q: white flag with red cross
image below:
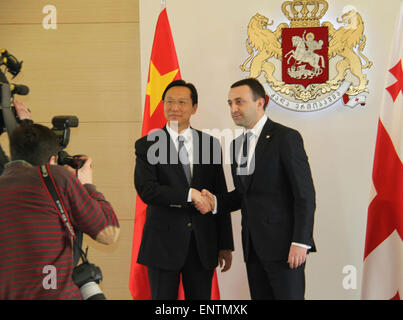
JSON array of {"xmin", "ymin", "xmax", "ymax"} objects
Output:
[{"xmin": 362, "ymin": 3, "xmax": 403, "ymax": 300}]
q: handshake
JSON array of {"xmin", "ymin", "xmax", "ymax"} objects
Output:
[{"xmin": 190, "ymin": 188, "xmax": 216, "ymax": 214}]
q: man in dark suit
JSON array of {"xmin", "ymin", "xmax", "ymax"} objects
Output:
[
  {"xmin": 134, "ymin": 80, "xmax": 234, "ymax": 300},
  {"xmin": 200, "ymin": 78, "xmax": 316, "ymax": 300}
]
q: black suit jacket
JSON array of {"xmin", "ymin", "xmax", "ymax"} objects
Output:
[
  {"xmin": 218, "ymin": 118, "xmax": 316, "ymax": 262},
  {"xmin": 134, "ymin": 126, "xmax": 234, "ymax": 271}
]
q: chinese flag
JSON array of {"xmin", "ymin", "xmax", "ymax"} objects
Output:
[
  {"xmin": 129, "ymin": 8, "xmax": 220, "ymax": 300},
  {"xmin": 361, "ymin": 4, "xmax": 403, "ymax": 300}
]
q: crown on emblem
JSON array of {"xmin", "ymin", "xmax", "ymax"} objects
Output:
[{"xmin": 281, "ymin": 0, "xmax": 329, "ymax": 27}]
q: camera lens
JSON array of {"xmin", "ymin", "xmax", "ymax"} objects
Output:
[{"xmin": 79, "ymin": 282, "xmax": 106, "ymax": 300}]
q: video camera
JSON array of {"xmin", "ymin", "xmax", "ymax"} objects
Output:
[
  {"xmin": 0, "ymin": 50, "xmax": 105, "ymax": 299},
  {"xmin": 0, "ymin": 49, "xmax": 29, "ymax": 136},
  {"xmin": 0, "ymin": 49, "xmax": 84, "ymax": 169}
]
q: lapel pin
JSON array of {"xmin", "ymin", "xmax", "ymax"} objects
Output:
[{"xmin": 266, "ymin": 135, "xmax": 271, "ymax": 139}]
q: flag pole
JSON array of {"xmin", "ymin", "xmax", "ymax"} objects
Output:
[{"xmin": 161, "ymin": 0, "xmax": 166, "ymax": 10}]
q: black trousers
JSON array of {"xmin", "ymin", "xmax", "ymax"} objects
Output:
[
  {"xmin": 245, "ymin": 241, "xmax": 306, "ymax": 300},
  {"xmin": 147, "ymin": 232, "xmax": 214, "ymax": 300}
]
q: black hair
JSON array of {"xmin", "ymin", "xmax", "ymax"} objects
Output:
[
  {"xmin": 230, "ymin": 78, "xmax": 268, "ymax": 109},
  {"xmin": 9, "ymin": 122, "xmax": 59, "ymax": 166},
  {"xmin": 162, "ymin": 80, "xmax": 198, "ymax": 105}
]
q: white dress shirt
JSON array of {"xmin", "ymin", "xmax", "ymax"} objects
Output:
[{"xmin": 166, "ymin": 124, "xmax": 194, "ymax": 176}]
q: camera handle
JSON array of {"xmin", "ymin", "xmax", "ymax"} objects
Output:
[
  {"xmin": 0, "ymin": 82, "xmax": 19, "ymax": 137},
  {"xmin": 39, "ymin": 164, "xmax": 88, "ymax": 265}
]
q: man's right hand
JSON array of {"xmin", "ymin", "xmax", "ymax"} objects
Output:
[
  {"xmin": 191, "ymin": 188, "xmax": 212, "ymax": 214},
  {"xmin": 201, "ymin": 189, "xmax": 216, "ymax": 211}
]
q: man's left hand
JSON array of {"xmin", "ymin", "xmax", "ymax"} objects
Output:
[
  {"xmin": 14, "ymin": 101, "xmax": 32, "ymax": 120},
  {"xmin": 287, "ymin": 244, "xmax": 307, "ymax": 269},
  {"xmin": 218, "ymin": 250, "xmax": 232, "ymax": 272}
]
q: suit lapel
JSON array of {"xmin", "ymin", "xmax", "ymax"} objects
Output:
[
  {"xmin": 242, "ymin": 119, "xmax": 275, "ymax": 192},
  {"xmin": 253, "ymin": 119, "xmax": 275, "ymax": 173},
  {"xmin": 191, "ymin": 128, "xmax": 201, "ymax": 186}
]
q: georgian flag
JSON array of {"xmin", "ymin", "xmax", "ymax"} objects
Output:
[{"xmin": 361, "ymin": 3, "xmax": 403, "ymax": 300}]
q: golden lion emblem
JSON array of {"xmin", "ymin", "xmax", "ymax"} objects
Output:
[
  {"xmin": 323, "ymin": 10, "xmax": 373, "ymax": 95},
  {"xmin": 240, "ymin": 13, "xmax": 287, "ymax": 87},
  {"xmin": 240, "ymin": 0, "xmax": 372, "ymax": 104}
]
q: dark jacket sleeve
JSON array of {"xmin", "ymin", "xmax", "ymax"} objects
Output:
[
  {"xmin": 211, "ymin": 138, "xmax": 234, "ymax": 251},
  {"xmin": 281, "ymin": 130, "xmax": 316, "ymax": 246},
  {"xmin": 217, "ymin": 189, "xmax": 242, "ymax": 214},
  {"xmin": 216, "ymin": 139, "xmax": 242, "ymax": 214}
]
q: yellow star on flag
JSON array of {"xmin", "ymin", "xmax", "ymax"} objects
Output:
[{"xmin": 146, "ymin": 61, "xmax": 178, "ymax": 117}]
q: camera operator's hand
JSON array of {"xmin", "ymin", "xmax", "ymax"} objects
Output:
[
  {"xmin": 64, "ymin": 157, "xmax": 93, "ymax": 185},
  {"xmin": 14, "ymin": 101, "xmax": 32, "ymax": 120}
]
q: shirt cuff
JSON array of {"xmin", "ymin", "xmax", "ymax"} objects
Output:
[
  {"xmin": 291, "ymin": 242, "xmax": 311, "ymax": 249},
  {"xmin": 187, "ymin": 189, "xmax": 192, "ymax": 202},
  {"xmin": 212, "ymin": 195, "xmax": 217, "ymax": 214}
]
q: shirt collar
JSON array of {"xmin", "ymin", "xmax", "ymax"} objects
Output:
[
  {"xmin": 4, "ymin": 160, "xmax": 33, "ymax": 168},
  {"xmin": 245, "ymin": 114, "xmax": 268, "ymax": 138},
  {"xmin": 166, "ymin": 124, "xmax": 193, "ymax": 143}
]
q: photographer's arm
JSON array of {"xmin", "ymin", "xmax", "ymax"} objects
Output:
[
  {"xmin": 83, "ymin": 183, "xmax": 120, "ymax": 245},
  {"xmin": 63, "ymin": 158, "xmax": 120, "ymax": 245}
]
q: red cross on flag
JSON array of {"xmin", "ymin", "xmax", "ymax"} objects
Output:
[{"xmin": 362, "ymin": 3, "xmax": 403, "ymax": 300}]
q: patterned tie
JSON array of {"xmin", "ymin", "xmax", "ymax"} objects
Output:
[
  {"xmin": 178, "ymin": 135, "xmax": 191, "ymax": 185},
  {"xmin": 238, "ymin": 131, "xmax": 252, "ymax": 186}
]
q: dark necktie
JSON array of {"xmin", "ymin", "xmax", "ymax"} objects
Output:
[
  {"xmin": 178, "ymin": 135, "xmax": 191, "ymax": 184},
  {"xmin": 239, "ymin": 132, "xmax": 252, "ymax": 185}
]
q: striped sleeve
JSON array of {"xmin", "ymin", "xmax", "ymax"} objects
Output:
[{"xmin": 56, "ymin": 168, "xmax": 119, "ymax": 240}]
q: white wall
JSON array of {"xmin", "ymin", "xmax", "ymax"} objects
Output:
[{"xmin": 139, "ymin": 0, "xmax": 402, "ymax": 299}]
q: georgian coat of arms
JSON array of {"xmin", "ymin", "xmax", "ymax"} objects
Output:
[{"xmin": 240, "ymin": 0, "xmax": 373, "ymax": 111}]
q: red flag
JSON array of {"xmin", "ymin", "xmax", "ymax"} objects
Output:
[
  {"xmin": 362, "ymin": 4, "xmax": 403, "ymax": 300},
  {"xmin": 129, "ymin": 8, "xmax": 220, "ymax": 300}
]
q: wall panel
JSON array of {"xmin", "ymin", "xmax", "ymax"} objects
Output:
[
  {"xmin": 1, "ymin": 23, "xmax": 141, "ymax": 123},
  {"xmin": 0, "ymin": 1, "xmax": 142, "ymax": 300},
  {"xmin": 0, "ymin": 0, "xmax": 139, "ymax": 24}
]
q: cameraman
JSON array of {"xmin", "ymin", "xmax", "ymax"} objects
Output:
[
  {"xmin": 0, "ymin": 100, "xmax": 32, "ymax": 175},
  {"xmin": 0, "ymin": 121, "xmax": 120, "ymax": 299}
]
